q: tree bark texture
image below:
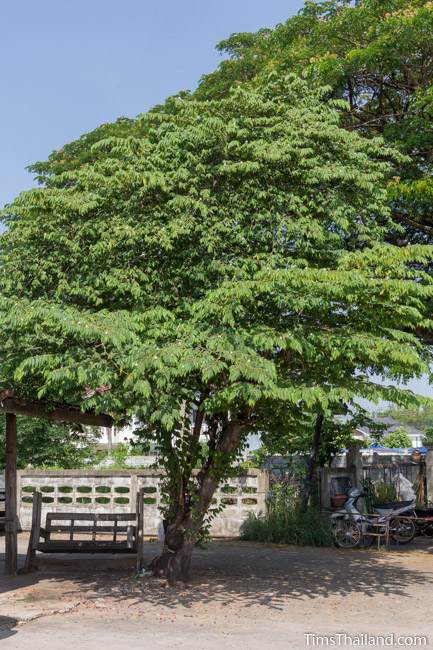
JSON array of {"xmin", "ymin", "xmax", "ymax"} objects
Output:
[
  {"xmin": 300, "ymin": 413, "xmax": 324, "ymax": 513},
  {"xmin": 149, "ymin": 419, "xmax": 246, "ymax": 583}
]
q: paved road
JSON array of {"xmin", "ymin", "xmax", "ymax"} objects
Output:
[
  {"xmin": 1, "ymin": 609, "xmax": 301, "ymax": 649},
  {"xmin": 1, "ymin": 536, "xmax": 433, "ymax": 649}
]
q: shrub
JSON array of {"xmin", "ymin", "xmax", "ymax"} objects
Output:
[
  {"xmin": 241, "ymin": 483, "xmax": 333, "ymax": 547},
  {"xmin": 382, "ymin": 427, "xmax": 412, "ymax": 449},
  {"xmin": 240, "ymin": 508, "xmax": 333, "ymax": 547}
]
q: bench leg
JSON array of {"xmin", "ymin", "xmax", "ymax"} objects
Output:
[
  {"xmin": 23, "ymin": 491, "xmax": 42, "ymax": 573},
  {"xmin": 23, "ymin": 542, "xmax": 36, "ymax": 573}
]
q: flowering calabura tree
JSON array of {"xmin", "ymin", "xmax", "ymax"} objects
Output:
[{"xmin": 1, "ymin": 76, "xmax": 432, "ymax": 581}]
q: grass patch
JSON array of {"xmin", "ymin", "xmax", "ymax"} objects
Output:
[
  {"xmin": 241, "ymin": 484, "xmax": 332, "ymax": 547},
  {"xmin": 240, "ymin": 507, "xmax": 333, "ymax": 547}
]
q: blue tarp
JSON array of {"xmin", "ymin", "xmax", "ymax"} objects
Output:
[{"xmin": 366, "ymin": 443, "xmax": 427, "ymax": 454}]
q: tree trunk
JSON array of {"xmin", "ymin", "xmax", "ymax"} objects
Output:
[
  {"xmin": 149, "ymin": 419, "xmax": 247, "ymax": 583},
  {"xmin": 149, "ymin": 542, "xmax": 194, "ymax": 585},
  {"xmin": 148, "ymin": 475, "xmax": 220, "ymax": 583},
  {"xmin": 300, "ymin": 414, "xmax": 324, "ymax": 512}
]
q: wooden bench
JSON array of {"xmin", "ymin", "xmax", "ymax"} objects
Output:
[{"xmin": 24, "ymin": 490, "xmax": 144, "ymax": 573}]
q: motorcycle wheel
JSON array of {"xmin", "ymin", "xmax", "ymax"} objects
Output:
[
  {"xmin": 389, "ymin": 517, "xmax": 416, "ymax": 544},
  {"xmin": 333, "ymin": 519, "xmax": 362, "ymax": 549}
]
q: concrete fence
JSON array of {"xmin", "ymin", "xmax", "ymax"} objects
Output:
[{"xmin": 17, "ymin": 469, "xmax": 268, "ymax": 537}]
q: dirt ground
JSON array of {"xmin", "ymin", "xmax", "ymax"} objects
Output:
[{"xmin": 1, "ymin": 534, "xmax": 433, "ymax": 649}]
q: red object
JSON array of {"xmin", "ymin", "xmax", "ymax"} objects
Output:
[{"xmin": 331, "ymin": 494, "xmax": 347, "ymax": 509}]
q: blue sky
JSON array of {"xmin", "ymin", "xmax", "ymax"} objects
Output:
[
  {"xmin": 0, "ymin": 0, "xmax": 304, "ymax": 207},
  {"xmin": 0, "ymin": 0, "xmax": 431, "ymax": 402}
]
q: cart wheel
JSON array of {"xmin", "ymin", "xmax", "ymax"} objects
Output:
[{"xmin": 390, "ymin": 517, "xmax": 416, "ymax": 544}]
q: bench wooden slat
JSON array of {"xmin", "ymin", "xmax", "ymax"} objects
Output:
[
  {"xmin": 37, "ymin": 541, "xmax": 136, "ymax": 553},
  {"xmin": 37, "ymin": 548, "xmax": 136, "ymax": 554},
  {"xmin": 46, "ymin": 513, "xmax": 136, "ymax": 522},
  {"xmin": 46, "ymin": 524, "xmax": 135, "ymax": 534},
  {"xmin": 39, "ymin": 540, "xmax": 133, "ymax": 548}
]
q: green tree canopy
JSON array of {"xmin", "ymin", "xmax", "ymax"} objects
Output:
[
  {"xmin": 423, "ymin": 427, "xmax": 433, "ymax": 446},
  {"xmin": 1, "ymin": 76, "xmax": 432, "ymax": 580},
  {"xmin": 256, "ymin": 405, "xmax": 384, "ymax": 463},
  {"xmin": 382, "ymin": 426, "xmax": 413, "ymax": 448},
  {"xmin": 0, "ymin": 416, "xmax": 100, "ymax": 470},
  {"xmin": 197, "ymin": 1, "xmax": 433, "ymax": 253}
]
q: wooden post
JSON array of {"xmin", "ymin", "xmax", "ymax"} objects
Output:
[
  {"xmin": 425, "ymin": 448, "xmax": 433, "ymax": 505},
  {"xmin": 5, "ymin": 413, "xmax": 17, "ymax": 575}
]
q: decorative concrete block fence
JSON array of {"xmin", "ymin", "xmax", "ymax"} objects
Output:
[{"xmin": 17, "ymin": 469, "xmax": 268, "ymax": 537}]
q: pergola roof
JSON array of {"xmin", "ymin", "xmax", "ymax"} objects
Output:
[{"xmin": 0, "ymin": 396, "xmax": 114, "ymax": 427}]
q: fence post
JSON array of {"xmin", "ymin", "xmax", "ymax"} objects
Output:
[
  {"xmin": 319, "ymin": 467, "xmax": 331, "ymax": 509},
  {"xmin": 257, "ymin": 468, "xmax": 269, "ymax": 504},
  {"xmin": 425, "ymin": 449, "xmax": 433, "ymax": 505},
  {"xmin": 130, "ymin": 473, "xmax": 137, "ymax": 502},
  {"xmin": 347, "ymin": 442, "xmax": 363, "ymax": 490}
]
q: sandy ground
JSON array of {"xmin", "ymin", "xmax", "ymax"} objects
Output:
[{"xmin": 1, "ymin": 534, "xmax": 433, "ymax": 648}]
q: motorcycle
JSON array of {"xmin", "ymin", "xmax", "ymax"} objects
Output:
[{"xmin": 331, "ymin": 487, "xmax": 416, "ymax": 549}]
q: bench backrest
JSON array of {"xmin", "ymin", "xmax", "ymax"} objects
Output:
[
  {"xmin": 45, "ymin": 512, "xmax": 138, "ymax": 542},
  {"xmin": 25, "ymin": 491, "xmax": 145, "ymax": 571}
]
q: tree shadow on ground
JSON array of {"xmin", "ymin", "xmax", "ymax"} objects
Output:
[
  {"xmin": 1, "ymin": 540, "xmax": 432, "ymax": 612},
  {"xmin": 0, "ymin": 617, "xmax": 18, "ymax": 641}
]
